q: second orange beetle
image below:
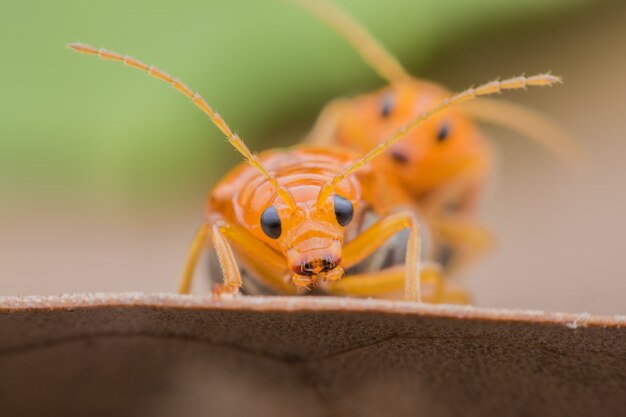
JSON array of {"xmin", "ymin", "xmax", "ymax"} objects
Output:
[{"xmin": 294, "ymin": 0, "xmax": 579, "ymax": 272}]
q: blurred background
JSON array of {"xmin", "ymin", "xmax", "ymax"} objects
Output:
[{"xmin": 0, "ymin": 0, "xmax": 624, "ymax": 314}]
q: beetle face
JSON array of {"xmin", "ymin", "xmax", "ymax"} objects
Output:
[
  {"xmin": 259, "ymin": 188, "xmax": 357, "ymax": 288},
  {"xmin": 226, "ymin": 147, "xmax": 370, "ymax": 290},
  {"xmin": 329, "ymin": 79, "xmax": 489, "ymax": 197}
]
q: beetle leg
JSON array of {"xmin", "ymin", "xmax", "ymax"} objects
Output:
[
  {"xmin": 216, "ymin": 221, "xmax": 296, "ymax": 294},
  {"xmin": 178, "ymin": 223, "xmax": 211, "ymax": 294},
  {"xmin": 225, "ymin": 247, "xmax": 298, "ymax": 295},
  {"xmin": 330, "ymin": 264, "xmax": 435, "ymax": 298},
  {"xmin": 341, "ymin": 211, "xmax": 421, "ymax": 301},
  {"xmin": 207, "ymin": 221, "xmax": 245, "ymax": 297},
  {"xmin": 178, "ymin": 217, "xmax": 294, "ymax": 296},
  {"xmin": 432, "ymin": 217, "xmax": 493, "ymax": 248},
  {"xmin": 305, "ymin": 99, "xmax": 348, "ymax": 146},
  {"xmin": 177, "ymin": 220, "xmax": 245, "ymax": 296},
  {"xmin": 327, "ymin": 263, "xmax": 470, "ymax": 304},
  {"xmin": 430, "ymin": 215, "xmax": 494, "ymax": 273}
]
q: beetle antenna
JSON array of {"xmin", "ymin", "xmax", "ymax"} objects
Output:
[
  {"xmin": 330, "ymin": 74, "xmax": 563, "ymax": 186},
  {"xmin": 288, "ymin": 0, "xmax": 410, "ymax": 83},
  {"xmin": 67, "ymin": 43, "xmax": 297, "ymax": 210}
]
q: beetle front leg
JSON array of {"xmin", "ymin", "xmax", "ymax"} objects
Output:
[
  {"xmin": 178, "ymin": 217, "xmax": 294, "ymax": 296},
  {"xmin": 208, "ymin": 221, "xmax": 244, "ymax": 297},
  {"xmin": 177, "ymin": 219, "xmax": 244, "ymax": 296},
  {"xmin": 341, "ymin": 211, "xmax": 422, "ymax": 302}
]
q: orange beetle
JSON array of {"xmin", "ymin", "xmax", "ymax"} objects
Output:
[
  {"xmin": 68, "ymin": 42, "xmax": 559, "ymax": 301},
  {"xmin": 293, "ymin": 0, "xmax": 580, "ymax": 272}
]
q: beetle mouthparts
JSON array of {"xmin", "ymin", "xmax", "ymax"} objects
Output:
[{"xmin": 291, "ymin": 266, "xmax": 344, "ymax": 289}]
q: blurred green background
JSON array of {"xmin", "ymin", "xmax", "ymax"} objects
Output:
[
  {"xmin": 0, "ymin": 0, "xmax": 589, "ymax": 203},
  {"xmin": 4, "ymin": 0, "xmax": 626, "ymax": 315}
]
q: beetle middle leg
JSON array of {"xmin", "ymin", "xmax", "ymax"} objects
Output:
[{"xmin": 430, "ymin": 215, "xmax": 494, "ymax": 273}]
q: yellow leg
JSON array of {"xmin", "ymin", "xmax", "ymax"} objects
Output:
[
  {"xmin": 178, "ymin": 224, "xmax": 211, "ymax": 294},
  {"xmin": 305, "ymin": 99, "xmax": 346, "ymax": 146},
  {"xmin": 234, "ymin": 250, "xmax": 299, "ymax": 295},
  {"xmin": 217, "ymin": 221, "xmax": 295, "ymax": 293},
  {"xmin": 179, "ymin": 216, "xmax": 292, "ymax": 296},
  {"xmin": 430, "ymin": 216, "xmax": 494, "ymax": 274},
  {"xmin": 328, "ymin": 263, "xmax": 470, "ymax": 304},
  {"xmin": 342, "ymin": 211, "xmax": 421, "ymax": 302},
  {"xmin": 217, "ymin": 222, "xmax": 286, "ymax": 271},
  {"xmin": 328, "ymin": 264, "xmax": 436, "ymax": 298},
  {"xmin": 431, "ymin": 217, "xmax": 493, "ymax": 250},
  {"xmin": 209, "ymin": 222, "xmax": 243, "ymax": 297},
  {"xmin": 439, "ymin": 284, "xmax": 472, "ymax": 305}
]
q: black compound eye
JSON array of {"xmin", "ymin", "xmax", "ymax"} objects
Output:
[
  {"xmin": 390, "ymin": 149, "xmax": 409, "ymax": 165},
  {"xmin": 380, "ymin": 94, "xmax": 394, "ymax": 118},
  {"xmin": 333, "ymin": 195, "xmax": 354, "ymax": 227},
  {"xmin": 260, "ymin": 205, "xmax": 282, "ymax": 239},
  {"xmin": 437, "ymin": 123, "xmax": 451, "ymax": 143}
]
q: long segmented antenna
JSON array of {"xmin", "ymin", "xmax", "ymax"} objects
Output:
[
  {"xmin": 317, "ymin": 74, "xmax": 562, "ymax": 201},
  {"xmin": 67, "ymin": 42, "xmax": 298, "ymax": 210},
  {"xmin": 289, "ymin": 0, "xmax": 410, "ymax": 83}
]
